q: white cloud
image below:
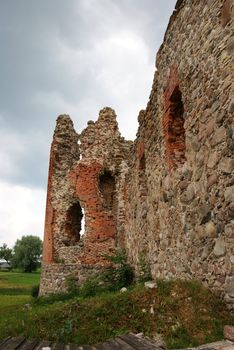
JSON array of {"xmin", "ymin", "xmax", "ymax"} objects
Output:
[
  {"xmin": 0, "ymin": 131, "xmax": 25, "ymax": 179},
  {"xmin": 0, "ymin": 181, "xmax": 45, "ymax": 247}
]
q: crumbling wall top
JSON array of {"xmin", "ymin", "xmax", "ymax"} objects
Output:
[
  {"xmin": 52, "ymin": 114, "xmax": 80, "ymax": 174},
  {"xmin": 79, "ymin": 107, "xmax": 131, "ymax": 162}
]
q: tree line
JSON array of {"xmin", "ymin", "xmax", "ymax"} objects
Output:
[{"xmin": 0, "ymin": 235, "xmax": 42, "ymax": 272}]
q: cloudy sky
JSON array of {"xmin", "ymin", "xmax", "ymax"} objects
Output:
[{"xmin": 0, "ymin": 0, "xmax": 176, "ymax": 248}]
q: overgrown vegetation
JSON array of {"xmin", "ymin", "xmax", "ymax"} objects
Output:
[
  {"xmin": 64, "ymin": 249, "xmax": 134, "ymax": 298},
  {"xmin": 0, "ymin": 271, "xmax": 233, "ymax": 348},
  {"xmin": 137, "ymin": 252, "xmax": 152, "ymax": 283},
  {"xmin": 103, "ymin": 249, "xmax": 134, "ymax": 291}
]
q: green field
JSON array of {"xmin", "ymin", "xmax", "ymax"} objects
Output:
[
  {"xmin": 0, "ymin": 271, "xmax": 40, "ymax": 340},
  {"xmin": 0, "ymin": 271, "xmax": 40, "ymax": 295},
  {"xmin": 0, "ymin": 271, "xmax": 40, "ymax": 315}
]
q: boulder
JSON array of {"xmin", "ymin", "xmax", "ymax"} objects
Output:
[{"xmin": 144, "ymin": 281, "xmax": 157, "ymax": 289}]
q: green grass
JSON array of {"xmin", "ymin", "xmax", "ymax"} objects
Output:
[
  {"xmin": 0, "ymin": 295, "xmax": 31, "ymax": 308},
  {"xmin": 0, "ymin": 271, "xmax": 40, "ymax": 296},
  {"xmin": 0, "ymin": 270, "xmax": 40, "ymax": 341},
  {"xmin": 0, "ymin": 279, "xmax": 233, "ymax": 348},
  {"xmin": 0, "ymin": 271, "xmax": 40, "ymax": 287}
]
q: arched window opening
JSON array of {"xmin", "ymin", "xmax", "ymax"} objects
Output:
[
  {"xmin": 65, "ymin": 202, "xmax": 84, "ymax": 244},
  {"xmin": 164, "ymin": 86, "xmax": 186, "ymax": 170},
  {"xmin": 99, "ymin": 171, "xmax": 115, "ymax": 211}
]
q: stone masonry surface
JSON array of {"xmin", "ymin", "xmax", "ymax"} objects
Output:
[{"xmin": 40, "ymin": 0, "xmax": 234, "ymax": 312}]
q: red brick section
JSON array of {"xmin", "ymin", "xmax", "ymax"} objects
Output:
[
  {"xmin": 221, "ymin": 0, "xmax": 232, "ymax": 27},
  {"xmin": 163, "ymin": 65, "xmax": 186, "ymax": 172},
  {"xmin": 69, "ymin": 160, "xmax": 116, "ymax": 265},
  {"xmin": 137, "ymin": 141, "xmax": 145, "ymax": 161},
  {"xmin": 137, "ymin": 142, "xmax": 146, "ymax": 170},
  {"xmin": 43, "ymin": 141, "xmax": 55, "ymax": 264}
]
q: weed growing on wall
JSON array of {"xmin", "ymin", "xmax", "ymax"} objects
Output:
[
  {"xmin": 137, "ymin": 252, "xmax": 152, "ymax": 283},
  {"xmin": 66, "ymin": 275, "xmax": 79, "ymax": 295}
]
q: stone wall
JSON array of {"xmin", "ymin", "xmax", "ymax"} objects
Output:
[
  {"xmin": 124, "ymin": 0, "xmax": 234, "ymax": 311},
  {"xmin": 41, "ymin": 0, "xmax": 234, "ymax": 311},
  {"xmin": 40, "ymin": 263, "xmax": 105, "ymax": 295}
]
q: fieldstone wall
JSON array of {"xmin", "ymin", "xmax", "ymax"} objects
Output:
[
  {"xmin": 40, "ymin": 263, "xmax": 105, "ymax": 295},
  {"xmin": 41, "ymin": 0, "xmax": 233, "ymax": 310},
  {"xmin": 124, "ymin": 0, "xmax": 234, "ymax": 311}
]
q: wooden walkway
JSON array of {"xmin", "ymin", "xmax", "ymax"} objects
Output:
[{"xmin": 0, "ymin": 334, "xmax": 164, "ymax": 349}]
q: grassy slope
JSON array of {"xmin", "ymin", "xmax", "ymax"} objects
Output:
[{"xmin": 0, "ymin": 279, "xmax": 233, "ymax": 349}]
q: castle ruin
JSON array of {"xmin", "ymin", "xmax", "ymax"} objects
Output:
[{"xmin": 40, "ymin": 0, "xmax": 234, "ymax": 311}]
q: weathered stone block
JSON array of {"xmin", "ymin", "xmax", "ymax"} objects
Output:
[
  {"xmin": 219, "ymin": 158, "xmax": 234, "ymax": 174},
  {"xmin": 221, "ymin": 0, "xmax": 232, "ymax": 27},
  {"xmin": 225, "ymin": 186, "xmax": 234, "ymax": 202},
  {"xmin": 213, "ymin": 238, "xmax": 226, "ymax": 257}
]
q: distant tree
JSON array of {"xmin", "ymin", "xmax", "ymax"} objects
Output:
[
  {"xmin": 11, "ymin": 235, "xmax": 42, "ymax": 273},
  {"xmin": 0, "ymin": 243, "xmax": 13, "ymax": 264}
]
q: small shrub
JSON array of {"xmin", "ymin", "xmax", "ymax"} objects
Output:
[
  {"xmin": 66, "ymin": 275, "xmax": 79, "ymax": 295},
  {"xmin": 104, "ymin": 249, "xmax": 134, "ymax": 291},
  {"xmin": 80, "ymin": 275, "xmax": 104, "ymax": 298},
  {"xmin": 31, "ymin": 284, "xmax": 40, "ymax": 298}
]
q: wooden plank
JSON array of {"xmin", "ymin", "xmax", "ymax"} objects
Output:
[
  {"xmin": 119, "ymin": 334, "xmax": 158, "ymax": 350},
  {"xmin": 19, "ymin": 339, "xmax": 39, "ymax": 350},
  {"xmin": 0, "ymin": 337, "xmax": 11, "ymax": 347},
  {"xmin": 96, "ymin": 340, "xmax": 122, "ymax": 350},
  {"xmin": 108, "ymin": 339, "xmax": 128, "ymax": 349},
  {"xmin": 51, "ymin": 343, "xmax": 64, "ymax": 350},
  {"xmin": 111, "ymin": 337, "xmax": 135, "ymax": 350},
  {"xmin": 0, "ymin": 336, "xmax": 26, "ymax": 350},
  {"xmin": 34, "ymin": 340, "xmax": 52, "ymax": 350},
  {"xmin": 70, "ymin": 345, "xmax": 94, "ymax": 350}
]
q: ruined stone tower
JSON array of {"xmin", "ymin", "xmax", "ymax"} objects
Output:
[
  {"xmin": 40, "ymin": 0, "xmax": 234, "ymax": 312},
  {"xmin": 40, "ymin": 108, "xmax": 132, "ymax": 294}
]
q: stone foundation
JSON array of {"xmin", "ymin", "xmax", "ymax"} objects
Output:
[{"xmin": 39, "ymin": 263, "xmax": 105, "ymax": 295}]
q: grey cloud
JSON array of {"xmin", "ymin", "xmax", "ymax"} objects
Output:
[{"xmin": 0, "ymin": 0, "xmax": 176, "ymax": 188}]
